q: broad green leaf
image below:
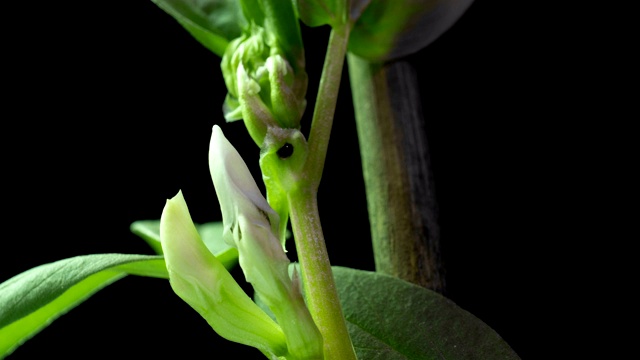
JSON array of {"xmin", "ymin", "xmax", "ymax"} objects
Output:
[
  {"xmin": 130, "ymin": 219, "xmax": 239, "ymax": 269},
  {"xmin": 348, "ymin": 0, "xmax": 475, "ymax": 62},
  {"xmin": 0, "ymin": 254, "xmax": 167, "ymax": 358},
  {"xmin": 296, "ymin": 0, "xmax": 473, "ymax": 61},
  {"xmin": 196, "ymin": 222, "xmax": 239, "ymax": 269},
  {"xmin": 130, "ymin": 219, "xmax": 165, "ymax": 254},
  {"xmin": 333, "ymin": 266, "xmax": 520, "ymax": 359},
  {"xmin": 150, "ymin": 0, "xmax": 246, "ymax": 57},
  {"xmin": 295, "ymin": 0, "xmax": 348, "ymax": 27}
]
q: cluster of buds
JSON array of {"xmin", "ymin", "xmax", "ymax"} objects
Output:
[{"xmin": 221, "ymin": 23, "xmax": 308, "ymax": 146}]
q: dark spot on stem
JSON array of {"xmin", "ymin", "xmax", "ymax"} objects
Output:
[{"xmin": 277, "ymin": 143, "xmax": 294, "ymax": 159}]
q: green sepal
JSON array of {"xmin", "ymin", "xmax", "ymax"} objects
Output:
[
  {"xmin": 221, "ymin": 25, "xmax": 271, "ymax": 101},
  {"xmin": 259, "ymin": 127, "xmax": 309, "ymax": 247},
  {"xmin": 267, "ymin": 55, "xmax": 307, "ymax": 129}
]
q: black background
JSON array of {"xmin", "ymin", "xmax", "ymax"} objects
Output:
[{"xmin": 2, "ymin": 1, "xmax": 590, "ymax": 359}]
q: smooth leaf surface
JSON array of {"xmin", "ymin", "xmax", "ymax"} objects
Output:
[
  {"xmin": 0, "ymin": 254, "xmax": 167, "ymax": 358},
  {"xmin": 196, "ymin": 222, "xmax": 240, "ymax": 269},
  {"xmin": 130, "ymin": 219, "xmax": 165, "ymax": 254},
  {"xmin": 295, "ymin": 0, "xmax": 348, "ymax": 28},
  {"xmin": 150, "ymin": 0, "xmax": 246, "ymax": 57},
  {"xmin": 130, "ymin": 220, "xmax": 239, "ymax": 269},
  {"xmin": 333, "ymin": 266, "xmax": 520, "ymax": 359},
  {"xmin": 297, "ymin": 0, "xmax": 474, "ymax": 61},
  {"xmin": 348, "ymin": 0, "xmax": 475, "ymax": 62}
]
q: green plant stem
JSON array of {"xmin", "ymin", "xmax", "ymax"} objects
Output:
[
  {"xmin": 288, "ymin": 190, "xmax": 355, "ymax": 360},
  {"xmin": 347, "ymin": 53, "xmax": 445, "ymax": 291},
  {"xmin": 304, "ymin": 25, "xmax": 350, "ymax": 188},
  {"xmin": 288, "ymin": 25, "xmax": 356, "ymax": 360}
]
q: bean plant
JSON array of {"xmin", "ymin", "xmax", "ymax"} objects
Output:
[{"xmin": 0, "ymin": 1, "xmax": 520, "ymax": 359}]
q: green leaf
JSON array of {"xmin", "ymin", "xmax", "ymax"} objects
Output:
[
  {"xmin": 333, "ymin": 266, "xmax": 520, "ymax": 359},
  {"xmin": 196, "ymin": 222, "xmax": 240, "ymax": 269},
  {"xmin": 150, "ymin": 0, "xmax": 246, "ymax": 57},
  {"xmin": 130, "ymin": 219, "xmax": 239, "ymax": 269},
  {"xmin": 130, "ymin": 219, "xmax": 165, "ymax": 254},
  {"xmin": 295, "ymin": 0, "xmax": 348, "ymax": 27},
  {"xmin": 348, "ymin": 0, "xmax": 475, "ymax": 62},
  {"xmin": 0, "ymin": 254, "xmax": 167, "ymax": 358},
  {"xmin": 296, "ymin": 0, "xmax": 474, "ymax": 61}
]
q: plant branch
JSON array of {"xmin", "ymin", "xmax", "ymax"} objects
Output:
[
  {"xmin": 304, "ymin": 25, "xmax": 351, "ymax": 189},
  {"xmin": 288, "ymin": 189, "xmax": 355, "ymax": 360},
  {"xmin": 286, "ymin": 24, "xmax": 356, "ymax": 360},
  {"xmin": 347, "ymin": 53, "xmax": 445, "ymax": 292}
]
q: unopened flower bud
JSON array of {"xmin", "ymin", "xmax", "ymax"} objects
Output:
[
  {"xmin": 220, "ymin": 24, "xmax": 307, "ymax": 146},
  {"xmin": 209, "ymin": 125, "xmax": 323, "ymax": 359},
  {"xmin": 160, "ymin": 190, "xmax": 287, "ymax": 358}
]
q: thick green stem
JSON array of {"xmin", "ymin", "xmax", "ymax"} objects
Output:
[
  {"xmin": 347, "ymin": 53, "xmax": 445, "ymax": 292},
  {"xmin": 288, "ymin": 190, "xmax": 355, "ymax": 360},
  {"xmin": 287, "ymin": 25, "xmax": 356, "ymax": 360}
]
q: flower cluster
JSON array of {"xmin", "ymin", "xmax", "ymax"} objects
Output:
[
  {"xmin": 220, "ymin": 22, "xmax": 307, "ymax": 146},
  {"xmin": 160, "ymin": 125, "xmax": 322, "ymax": 359}
]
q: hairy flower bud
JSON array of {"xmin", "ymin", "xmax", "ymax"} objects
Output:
[{"xmin": 209, "ymin": 125, "xmax": 323, "ymax": 359}]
